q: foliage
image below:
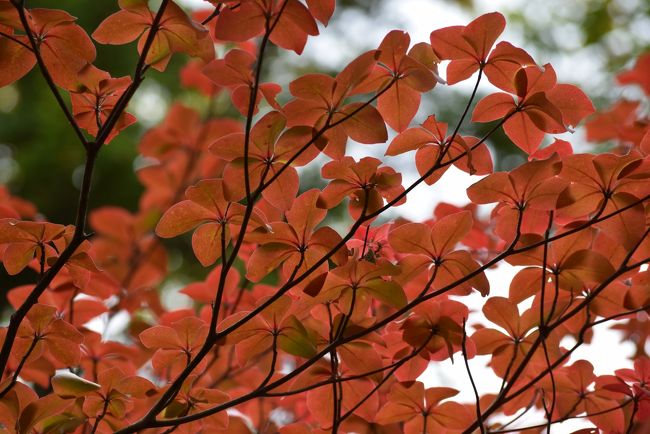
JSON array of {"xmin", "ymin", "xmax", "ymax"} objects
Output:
[{"xmin": 0, "ymin": 0, "xmax": 649, "ymax": 433}]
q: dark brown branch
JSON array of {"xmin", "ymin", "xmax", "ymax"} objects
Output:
[
  {"xmin": 110, "ymin": 37, "xmax": 650, "ymax": 430},
  {"xmin": 0, "ymin": 30, "xmax": 32, "ymax": 50},
  {"xmin": 339, "ymin": 330, "xmax": 436, "ymax": 424},
  {"xmin": 261, "ymin": 198, "xmax": 644, "ymax": 400},
  {"xmin": 0, "ymin": 335, "xmax": 38, "ymax": 399},
  {"xmin": 122, "ymin": 67, "xmax": 399, "ymax": 434},
  {"xmin": 625, "ymin": 398, "xmax": 639, "ymax": 434},
  {"xmin": 201, "ymin": 3, "xmax": 223, "ymax": 25},
  {"xmin": 439, "ymin": 66, "xmax": 483, "ymax": 164},
  {"xmin": 0, "ymin": 146, "xmax": 97, "ymax": 377},
  {"xmin": 327, "ymin": 303, "xmax": 341, "ymax": 433},
  {"xmin": 11, "ymin": 2, "xmax": 88, "ymax": 147},
  {"xmin": 116, "ymin": 77, "xmax": 650, "ymax": 431},
  {"xmin": 259, "ymin": 333, "xmax": 279, "ymax": 388},
  {"xmin": 89, "ymin": 398, "xmax": 111, "ymax": 434},
  {"xmin": 539, "ymin": 211, "xmax": 554, "ymax": 328},
  {"xmin": 489, "ymin": 399, "xmax": 634, "ymax": 433},
  {"xmin": 213, "ymin": 68, "xmax": 490, "ymax": 348},
  {"xmin": 243, "ymin": 1, "xmax": 287, "ymax": 202},
  {"xmin": 117, "ymin": 219, "xmax": 648, "ymax": 431},
  {"xmin": 462, "ymin": 318, "xmax": 485, "ymax": 434},
  {"xmin": 540, "ymin": 338, "xmax": 557, "ymax": 434},
  {"xmin": 94, "ymin": 1, "xmax": 171, "ymax": 147},
  {"xmin": 538, "ymin": 212, "xmax": 556, "ymax": 434},
  {"xmin": 118, "ymin": 4, "xmax": 291, "ymax": 420},
  {"xmin": 589, "ymin": 304, "xmax": 650, "ymax": 327},
  {"xmin": 462, "ymin": 256, "xmax": 649, "ymax": 433}
]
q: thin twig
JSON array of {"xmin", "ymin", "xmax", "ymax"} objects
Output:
[
  {"xmin": 0, "ymin": 30, "xmax": 32, "ymax": 50},
  {"xmin": 0, "ymin": 335, "xmax": 39, "ymax": 399},
  {"xmin": 490, "ymin": 399, "xmax": 634, "ymax": 433},
  {"xmin": 462, "ymin": 318, "xmax": 485, "ymax": 434},
  {"xmin": 11, "ymin": 3, "xmax": 88, "ymax": 146}
]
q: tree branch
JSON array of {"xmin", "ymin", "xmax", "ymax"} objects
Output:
[{"xmin": 462, "ymin": 318, "xmax": 485, "ymax": 434}]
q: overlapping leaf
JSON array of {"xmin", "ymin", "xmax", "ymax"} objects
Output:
[
  {"xmin": 156, "ymin": 179, "xmax": 263, "ymax": 266},
  {"xmin": 93, "ymin": 0, "xmax": 213, "ymax": 71},
  {"xmin": 389, "ymin": 211, "xmax": 490, "ymax": 296}
]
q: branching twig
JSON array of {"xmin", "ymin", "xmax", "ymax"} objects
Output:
[
  {"xmin": 11, "ymin": 2, "xmax": 88, "ymax": 146},
  {"xmin": 0, "ymin": 0, "xmax": 170, "ymax": 390},
  {"xmin": 489, "ymin": 399, "xmax": 634, "ymax": 433}
]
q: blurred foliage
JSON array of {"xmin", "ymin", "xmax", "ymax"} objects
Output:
[{"xmin": 505, "ymin": 0, "xmax": 650, "ymax": 82}]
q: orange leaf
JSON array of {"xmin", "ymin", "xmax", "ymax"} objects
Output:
[
  {"xmin": 472, "ymin": 92, "xmax": 515, "ymax": 122},
  {"xmin": 0, "ymin": 33, "xmax": 35, "ymax": 87},
  {"xmin": 93, "ymin": 0, "xmax": 213, "ymax": 71},
  {"xmin": 306, "ymin": 0, "xmax": 335, "ymax": 25},
  {"xmin": 503, "ymin": 110, "xmax": 546, "ymax": 154},
  {"xmin": 338, "ymin": 102, "xmax": 388, "ymax": 144},
  {"xmin": 378, "ymin": 79, "xmax": 421, "ymax": 132}
]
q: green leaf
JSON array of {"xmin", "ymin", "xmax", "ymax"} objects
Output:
[
  {"xmin": 278, "ymin": 316, "xmax": 317, "ymax": 358},
  {"xmin": 51, "ymin": 372, "xmax": 101, "ymax": 398},
  {"xmin": 364, "ymin": 279, "xmax": 407, "ymax": 308},
  {"xmin": 18, "ymin": 395, "xmax": 73, "ymax": 434}
]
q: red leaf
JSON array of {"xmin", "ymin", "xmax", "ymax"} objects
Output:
[
  {"xmin": 155, "ymin": 200, "xmax": 215, "ymax": 238},
  {"xmin": 155, "ymin": 179, "xmax": 253, "ymax": 266},
  {"xmin": 378, "ymin": 79, "xmax": 421, "ymax": 132},
  {"xmin": 503, "ymin": 111, "xmax": 546, "ymax": 154},
  {"xmin": 213, "ymin": 2, "xmax": 265, "ymax": 42},
  {"xmin": 306, "ymin": 0, "xmax": 335, "ymax": 25},
  {"xmin": 28, "ymin": 8, "xmax": 96, "ymax": 89},
  {"xmin": 483, "ymin": 297, "xmax": 520, "ymax": 337},
  {"xmin": 0, "ymin": 32, "xmax": 35, "ymax": 87},
  {"xmin": 93, "ymin": 0, "xmax": 213, "ymax": 71},
  {"xmin": 71, "ymin": 66, "xmax": 135, "ymax": 143},
  {"xmin": 91, "ymin": 2, "xmax": 149, "ymax": 44},
  {"xmin": 338, "ymin": 102, "xmax": 388, "ymax": 144},
  {"xmin": 472, "ymin": 92, "xmax": 515, "ymax": 122},
  {"xmin": 430, "ymin": 12, "xmax": 505, "ymax": 84},
  {"xmin": 617, "ymin": 52, "xmax": 650, "ymax": 95},
  {"xmin": 547, "ymin": 83, "xmax": 595, "ymax": 129},
  {"xmin": 530, "ymin": 138, "xmax": 573, "ymax": 160},
  {"xmin": 269, "ymin": 0, "xmax": 318, "ymax": 55},
  {"xmin": 484, "ymin": 41, "xmax": 536, "ymax": 92}
]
